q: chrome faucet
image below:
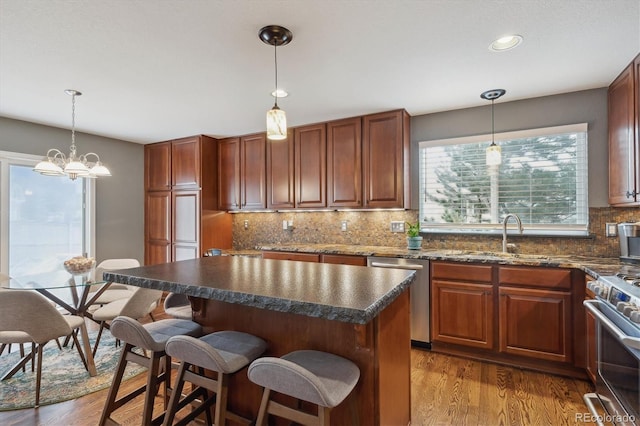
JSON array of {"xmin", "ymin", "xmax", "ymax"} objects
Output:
[{"xmin": 502, "ymin": 214, "xmax": 523, "ymax": 253}]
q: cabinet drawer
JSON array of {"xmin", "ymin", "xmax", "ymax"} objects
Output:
[
  {"xmin": 499, "ymin": 267, "xmax": 571, "ymax": 289},
  {"xmin": 321, "ymin": 254, "xmax": 367, "ymax": 266},
  {"xmin": 431, "ymin": 262, "xmax": 493, "ymax": 283},
  {"xmin": 262, "ymin": 251, "xmax": 320, "ymax": 262}
]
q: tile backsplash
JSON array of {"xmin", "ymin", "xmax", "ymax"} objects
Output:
[{"xmin": 232, "ymin": 207, "xmax": 639, "ymax": 258}]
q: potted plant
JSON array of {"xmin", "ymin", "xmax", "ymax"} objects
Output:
[{"xmin": 406, "ymin": 221, "xmax": 423, "ymax": 250}]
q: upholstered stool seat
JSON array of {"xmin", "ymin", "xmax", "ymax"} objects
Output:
[
  {"xmin": 248, "ymin": 350, "xmax": 360, "ymax": 426},
  {"xmin": 163, "ymin": 293, "xmax": 192, "ymax": 320},
  {"xmin": 163, "ymin": 331, "xmax": 267, "ymax": 426},
  {"xmin": 99, "ymin": 316, "xmax": 202, "ymax": 426}
]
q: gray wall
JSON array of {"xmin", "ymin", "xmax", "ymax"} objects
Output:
[
  {"xmin": 0, "ymin": 117, "xmax": 144, "ymax": 263},
  {"xmin": 410, "ymin": 88, "xmax": 609, "ymax": 208}
]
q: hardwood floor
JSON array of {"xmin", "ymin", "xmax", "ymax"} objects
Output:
[{"xmin": 0, "ymin": 310, "xmax": 595, "ymax": 426}]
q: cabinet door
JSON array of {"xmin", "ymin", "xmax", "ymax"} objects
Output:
[
  {"xmin": 327, "ymin": 117, "xmax": 362, "ymax": 207},
  {"xmin": 295, "ymin": 124, "xmax": 327, "ymax": 208},
  {"xmin": 145, "ymin": 142, "xmax": 171, "ymax": 191},
  {"xmin": 171, "ymin": 137, "xmax": 201, "ymax": 189},
  {"xmin": 432, "ymin": 280, "xmax": 494, "ymax": 349},
  {"xmin": 499, "ymin": 286, "xmax": 572, "ymax": 363},
  {"xmin": 218, "ymin": 138, "xmax": 241, "ymax": 210},
  {"xmin": 608, "ymin": 63, "xmax": 638, "ymax": 205},
  {"xmin": 363, "ymin": 110, "xmax": 408, "ymax": 208},
  {"xmin": 267, "ymin": 134, "xmax": 295, "ymax": 209},
  {"xmin": 173, "ymin": 190, "xmax": 199, "ymax": 245},
  {"xmin": 241, "ymin": 134, "xmax": 267, "ymax": 209},
  {"xmin": 145, "ymin": 191, "xmax": 171, "ymax": 265}
]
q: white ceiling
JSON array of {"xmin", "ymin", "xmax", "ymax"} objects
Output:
[{"xmin": 1, "ymin": 0, "xmax": 639, "ymax": 144}]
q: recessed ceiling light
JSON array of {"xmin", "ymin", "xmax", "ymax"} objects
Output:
[
  {"xmin": 271, "ymin": 89, "xmax": 288, "ymax": 98},
  {"xmin": 489, "ymin": 34, "xmax": 523, "ymax": 52}
]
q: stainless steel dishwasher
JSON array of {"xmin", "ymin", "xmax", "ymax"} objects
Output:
[{"xmin": 367, "ymin": 256, "xmax": 430, "ymax": 348}]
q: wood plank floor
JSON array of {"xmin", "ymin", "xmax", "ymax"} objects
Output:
[{"xmin": 0, "ymin": 311, "xmax": 595, "ymax": 425}]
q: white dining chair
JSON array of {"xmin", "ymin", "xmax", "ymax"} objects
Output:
[
  {"xmin": 88, "ymin": 258, "xmax": 140, "ymax": 306},
  {"xmin": 0, "ymin": 290, "xmax": 89, "ymax": 407}
]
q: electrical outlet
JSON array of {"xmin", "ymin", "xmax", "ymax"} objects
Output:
[
  {"xmin": 341, "ymin": 221, "xmax": 348, "ymax": 231},
  {"xmin": 390, "ymin": 221, "xmax": 405, "ymax": 233},
  {"xmin": 282, "ymin": 220, "xmax": 288, "ymax": 230},
  {"xmin": 244, "ymin": 220, "xmax": 249, "ymax": 230},
  {"xmin": 605, "ymin": 223, "xmax": 618, "ymax": 237}
]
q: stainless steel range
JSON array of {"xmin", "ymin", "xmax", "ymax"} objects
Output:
[{"xmin": 584, "ymin": 274, "xmax": 640, "ymax": 425}]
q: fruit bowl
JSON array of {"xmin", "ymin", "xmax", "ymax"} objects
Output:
[{"xmin": 63, "ymin": 256, "xmax": 96, "ymax": 276}]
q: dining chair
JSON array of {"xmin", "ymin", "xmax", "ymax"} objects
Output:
[
  {"xmin": 88, "ymin": 258, "xmax": 141, "ymax": 306},
  {"xmin": 91, "ymin": 287, "xmax": 162, "ymax": 356},
  {"xmin": 163, "ymin": 292, "xmax": 192, "ymax": 320},
  {"xmin": 0, "ymin": 289, "xmax": 89, "ymax": 407}
]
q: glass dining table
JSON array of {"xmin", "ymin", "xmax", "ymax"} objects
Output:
[{"xmin": 1, "ymin": 269, "xmax": 110, "ymax": 377}]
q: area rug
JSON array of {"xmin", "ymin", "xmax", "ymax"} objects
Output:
[{"xmin": 0, "ymin": 330, "xmax": 145, "ymax": 410}]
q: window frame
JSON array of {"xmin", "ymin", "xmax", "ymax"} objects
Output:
[
  {"xmin": 418, "ymin": 123, "xmax": 589, "ymax": 236},
  {"xmin": 0, "ymin": 150, "xmax": 96, "ymax": 276}
]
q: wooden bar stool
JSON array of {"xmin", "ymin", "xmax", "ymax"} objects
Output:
[
  {"xmin": 247, "ymin": 350, "xmax": 360, "ymax": 426},
  {"xmin": 162, "ymin": 331, "xmax": 267, "ymax": 426},
  {"xmin": 99, "ymin": 316, "xmax": 203, "ymax": 426}
]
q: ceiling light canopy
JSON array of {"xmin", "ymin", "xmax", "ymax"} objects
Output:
[
  {"xmin": 481, "ymin": 89, "xmax": 506, "ymax": 166},
  {"xmin": 489, "ymin": 34, "xmax": 523, "ymax": 52},
  {"xmin": 33, "ymin": 90, "xmax": 111, "ymax": 180},
  {"xmin": 259, "ymin": 25, "xmax": 293, "ymax": 141}
]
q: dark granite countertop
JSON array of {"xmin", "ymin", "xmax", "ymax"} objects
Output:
[
  {"xmin": 257, "ymin": 243, "xmax": 640, "ymax": 279},
  {"xmin": 104, "ymin": 256, "xmax": 415, "ymax": 324}
]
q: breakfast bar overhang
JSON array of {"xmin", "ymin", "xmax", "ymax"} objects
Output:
[{"xmin": 104, "ymin": 256, "xmax": 415, "ymax": 425}]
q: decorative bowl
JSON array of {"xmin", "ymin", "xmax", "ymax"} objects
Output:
[{"xmin": 63, "ymin": 256, "xmax": 96, "ymax": 276}]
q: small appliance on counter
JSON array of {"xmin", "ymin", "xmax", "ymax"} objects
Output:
[{"xmin": 618, "ymin": 223, "xmax": 640, "ymax": 264}]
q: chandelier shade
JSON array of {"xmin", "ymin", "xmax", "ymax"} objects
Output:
[
  {"xmin": 259, "ymin": 25, "xmax": 292, "ymax": 140},
  {"xmin": 33, "ymin": 90, "xmax": 111, "ymax": 180}
]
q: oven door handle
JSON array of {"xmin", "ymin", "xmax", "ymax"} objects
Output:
[{"xmin": 584, "ymin": 300, "xmax": 640, "ymax": 350}]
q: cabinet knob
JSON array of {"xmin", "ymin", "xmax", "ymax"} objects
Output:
[{"xmin": 626, "ymin": 190, "xmax": 637, "ymax": 198}]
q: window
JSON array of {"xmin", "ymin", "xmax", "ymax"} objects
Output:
[
  {"xmin": 419, "ymin": 124, "xmax": 588, "ymax": 236},
  {"xmin": 0, "ymin": 151, "xmax": 95, "ymax": 279}
]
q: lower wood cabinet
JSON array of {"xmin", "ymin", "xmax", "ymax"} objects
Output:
[
  {"xmin": 432, "ymin": 279, "xmax": 494, "ymax": 349},
  {"xmin": 498, "ymin": 286, "xmax": 572, "ymax": 363},
  {"xmin": 431, "ymin": 261, "xmax": 585, "ymax": 377}
]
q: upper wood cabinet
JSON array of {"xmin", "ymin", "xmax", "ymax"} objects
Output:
[
  {"xmin": 145, "ymin": 135, "xmax": 231, "ymax": 265},
  {"xmin": 327, "ymin": 117, "xmax": 362, "ymax": 208},
  {"xmin": 218, "ymin": 135, "xmax": 266, "ymax": 210},
  {"xmin": 145, "ymin": 142, "xmax": 171, "ymax": 191},
  {"xmin": 295, "ymin": 123, "xmax": 327, "ymax": 208},
  {"xmin": 217, "ymin": 109, "xmax": 410, "ymax": 212},
  {"xmin": 240, "ymin": 133, "xmax": 267, "ymax": 210},
  {"xmin": 608, "ymin": 54, "xmax": 640, "ymax": 205},
  {"xmin": 267, "ymin": 134, "xmax": 295, "ymax": 209},
  {"xmin": 218, "ymin": 137, "xmax": 241, "ymax": 210},
  {"xmin": 363, "ymin": 110, "xmax": 410, "ymax": 208}
]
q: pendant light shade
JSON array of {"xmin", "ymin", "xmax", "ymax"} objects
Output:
[
  {"xmin": 480, "ymin": 89, "xmax": 506, "ymax": 166},
  {"xmin": 266, "ymin": 105, "xmax": 287, "ymax": 140},
  {"xmin": 259, "ymin": 25, "xmax": 292, "ymax": 140},
  {"xmin": 34, "ymin": 90, "xmax": 111, "ymax": 180}
]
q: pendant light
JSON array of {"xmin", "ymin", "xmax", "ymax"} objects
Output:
[
  {"xmin": 480, "ymin": 89, "xmax": 506, "ymax": 166},
  {"xmin": 259, "ymin": 25, "xmax": 292, "ymax": 140},
  {"xmin": 34, "ymin": 90, "xmax": 111, "ymax": 180}
]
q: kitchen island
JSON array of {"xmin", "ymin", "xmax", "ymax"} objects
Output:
[{"xmin": 104, "ymin": 256, "xmax": 416, "ymax": 425}]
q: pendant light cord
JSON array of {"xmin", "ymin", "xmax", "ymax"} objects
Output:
[
  {"xmin": 273, "ymin": 41, "xmax": 279, "ymax": 107},
  {"xmin": 491, "ymin": 99, "xmax": 495, "ymax": 144},
  {"xmin": 70, "ymin": 92, "xmax": 77, "ymax": 156}
]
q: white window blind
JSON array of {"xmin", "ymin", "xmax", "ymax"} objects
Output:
[{"xmin": 418, "ymin": 124, "xmax": 588, "ymax": 235}]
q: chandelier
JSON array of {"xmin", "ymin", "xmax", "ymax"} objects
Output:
[
  {"xmin": 34, "ymin": 90, "xmax": 111, "ymax": 180},
  {"xmin": 259, "ymin": 25, "xmax": 293, "ymax": 140}
]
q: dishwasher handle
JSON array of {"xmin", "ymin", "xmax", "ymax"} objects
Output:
[{"xmin": 369, "ymin": 262, "xmax": 424, "ymax": 271}]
